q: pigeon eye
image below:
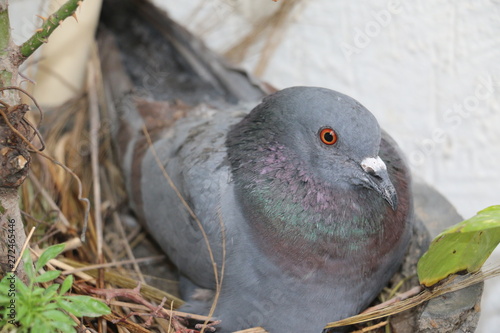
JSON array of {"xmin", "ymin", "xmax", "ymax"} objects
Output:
[{"xmin": 319, "ymin": 128, "xmax": 337, "ymax": 145}]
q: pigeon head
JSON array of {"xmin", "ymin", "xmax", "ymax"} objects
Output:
[{"xmin": 227, "ymin": 86, "xmax": 398, "ymax": 212}]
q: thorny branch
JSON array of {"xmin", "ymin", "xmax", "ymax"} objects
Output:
[{"xmin": 19, "ymin": 0, "xmax": 84, "ymax": 61}]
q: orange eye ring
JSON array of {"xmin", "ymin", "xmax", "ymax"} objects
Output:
[{"xmin": 319, "ymin": 128, "xmax": 337, "ymax": 145}]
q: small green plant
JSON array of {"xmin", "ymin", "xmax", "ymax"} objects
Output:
[
  {"xmin": 0, "ymin": 244, "xmax": 110, "ymax": 333},
  {"xmin": 418, "ymin": 205, "xmax": 500, "ymax": 287}
]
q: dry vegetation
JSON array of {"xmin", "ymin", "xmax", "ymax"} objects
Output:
[{"xmin": 19, "ymin": 51, "xmax": 198, "ymax": 332}]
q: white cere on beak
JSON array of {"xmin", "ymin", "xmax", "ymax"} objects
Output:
[{"xmin": 361, "ymin": 156, "xmax": 387, "ymax": 175}]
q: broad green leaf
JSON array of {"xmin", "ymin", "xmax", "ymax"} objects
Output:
[
  {"xmin": 42, "ymin": 309, "xmax": 74, "ymax": 325},
  {"xmin": 22, "ymin": 250, "xmax": 35, "ymax": 282},
  {"xmin": 60, "ymin": 275, "xmax": 73, "ymax": 295},
  {"xmin": 35, "ymin": 244, "xmax": 65, "ymax": 271},
  {"xmin": 0, "ymin": 275, "xmax": 13, "ymax": 288},
  {"xmin": 63, "ymin": 295, "xmax": 111, "ymax": 317},
  {"xmin": 0, "ymin": 295, "xmax": 10, "ymax": 304},
  {"xmin": 418, "ymin": 205, "xmax": 500, "ymax": 287},
  {"xmin": 45, "ymin": 302, "xmax": 61, "ymax": 310},
  {"xmin": 40, "ymin": 284, "xmax": 61, "ymax": 302},
  {"xmin": 32, "ymin": 317, "xmax": 46, "ymax": 328},
  {"xmin": 16, "ymin": 300, "xmax": 27, "ymax": 321},
  {"xmin": 49, "ymin": 320, "xmax": 77, "ymax": 333},
  {"xmin": 57, "ymin": 299, "xmax": 83, "ymax": 317},
  {"xmin": 31, "ymin": 286, "xmax": 46, "ymax": 296},
  {"xmin": 44, "ymin": 283, "xmax": 60, "ymax": 296},
  {"xmin": 38, "ymin": 326, "xmax": 51, "ymax": 333},
  {"xmin": 15, "ymin": 277, "xmax": 30, "ymax": 295},
  {"xmin": 33, "ymin": 319, "xmax": 51, "ymax": 333},
  {"xmin": 24, "ymin": 311, "xmax": 33, "ymax": 327},
  {"xmin": 34, "ymin": 270, "xmax": 61, "ymax": 283}
]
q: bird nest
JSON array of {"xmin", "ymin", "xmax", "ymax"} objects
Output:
[
  {"xmin": 17, "ymin": 50, "xmax": 414, "ymax": 333},
  {"xmin": 14, "ymin": 2, "xmax": 484, "ymax": 332}
]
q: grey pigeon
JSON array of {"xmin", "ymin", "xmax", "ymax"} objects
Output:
[
  {"xmin": 98, "ymin": 1, "xmax": 479, "ymax": 332},
  {"xmin": 143, "ymin": 87, "xmax": 412, "ymax": 332}
]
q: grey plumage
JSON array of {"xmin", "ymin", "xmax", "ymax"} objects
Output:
[
  {"xmin": 99, "ymin": 1, "xmax": 481, "ymax": 332},
  {"xmin": 115, "ymin": 86, "xmax": 413, "ymax": 332}
]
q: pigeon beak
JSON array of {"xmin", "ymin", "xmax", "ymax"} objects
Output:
[{"xmin": 360, "ymin": 156, "xmax": 398, "ymax": 211}]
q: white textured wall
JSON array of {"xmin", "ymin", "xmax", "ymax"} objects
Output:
[{"xmin": 155, "ymin": 1, "xmax": 500, "ymax": 331}]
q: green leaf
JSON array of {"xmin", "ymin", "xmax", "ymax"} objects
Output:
[
  {"xmin": 35, "ymin": 244, "xmax": 65, "ymax": 271},
  {"xmin": 31, "ymin": 286, "xmax": 46, "ymax": 296},
  {"xmin": 418, "ymin": 205, "xmax": 500, "ymax": 287},
  {"xmin": 40, "ymin": 284, "xmax": 61, "ymax": 302},
  {"xmin": 63, "ymin": 295, "xmax": 111, "ymax": 317},
  {"xmin": 22, "ymin": 250, "xmax": 35, "ymax": 282},
  {"xmin": 34, "ymin": 270, "xmax": 61, "ymax": 283},
  {"xmin": 39, "ymin": 326, "xmax": 51, "ymax": 333},
  {"xmin": 0, "ymin": 274, "xmax": 13, "ymax": 288},
  {"xmin": 24, "ymin": 311, "xmax": 33, "ymax": 327},
  {"xmin": 15, "ymin": 276, "xmax": 30, "ymax": 295},
  {"xmin": 41, "ymin": 302, "xmax": 60, "ymax": 312},
  {"xmin": 60, "ymin": 275, "xmax": 73, "ymax": 295},
  {"xmin": 32, "ymin": 318, "xmax": 51, "ymax": 333},
  {"xmin": 0, "ymin": 295, "xmax": 10, "ymax": 304},
  {"xmin": 44, "ymin": 283, "xmax": 61, "ymax": 296},
  {"xmin": 42, "ymin": 309, "xmax": 75, "ymax": 325},
  {"xmin": 49, "ymin": 320, "xmax": 77, "ymax": 333},
  {"xmin": 57, "ymin": 299, "xmax": 83, "ymax": 317},
  {"xmin": 16, "ymin": 300, "xmax": 27, "ymax": 321}
]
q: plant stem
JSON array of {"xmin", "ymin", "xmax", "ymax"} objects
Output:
[
  {"xmin": 0, "ymin": 1, "xmax": 26, "ymax": 283},
  {"xmin": 0, "ymin": 0, "xmax": 13, "ymax": 88},
  {"xmin": 0, "ymin": 2, "xmax": 10, "ymax": 53},
  {"xmin": 19, "ymin": 0, "xmax": 84, "ymax": 61}
]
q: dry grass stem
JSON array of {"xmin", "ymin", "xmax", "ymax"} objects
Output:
[
  {"xmin": 61, "ymin": 255, "xmax": 165, "ymax": 275},
  {"xmin": 224, "ymin": 0, "xmax": 304, "ymax": 76},
  {"xmin": 142, "ymin": 125, "xmax": 225, "ymax": 332},
  {"xmin": 28, "ymin": 173, "xmax": 71, "ymax": 232},
  {"xmin": 112, "ymin": 213, "xmax": 146, "ymax": 284},
  {"xmin": 12, "ymin": 226, "xmax": 36, "ymax": 272},
  {"xmin": 88, "ymin": 55, "xmax": 103, "ymax": 252},
  {"xmin": 325, "ymin": 266, "xmax": 500, "ymax": 329}
]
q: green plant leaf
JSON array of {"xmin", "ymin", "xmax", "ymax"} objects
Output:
[
  {"xmin": 57, "ymin": 299, "xmax": 83, "ymax": 317},
  {"xmin": 40, "ymin": 284, "xmax": 61, "ymax": 302},
  {"xmin": 35, "ymin": 244, "xmax": 65, "ymax": 271},
  {"xmin": 43, "ymin": 309, "xmax": 75, "ymax": 325},
  {"xmin": 44, "ymin": 283, "xmax": 61, "ymax": 296},
  {"xmin": 33, "ymin": 319, "xmax": 51, "ymax": 333},
  {"xmin": 15, "ymin": 276, "xmax": 30, "ymax": 295},
  {"xmin": 60, "ymin": 275, "xmax": 73, "ymax": 295},
  {"xmin": 34, "ymin": 270, "xmax": 61, "ymax": 283},
  {"xmin": 63, "ymin": 295, "xmax": 111, "ymax": 317},
  {"xmin": 418, "ymin": 205, "xmax": 500, "ymax": 287},
  {"xmin": 31, "ymin": 286, "xmax": 46, "ymax": 296},
  {"xmin": 22, "ymin": 249, "xmax": 35, "ymax": 282},
  {"xmin": 24, "ymin": 310, "xmax": 33, "ymax": 327},
  {"xmin": 16, "ymin": 300, "xmax": 27, "ymax": 321},
  {"xmin": 49, "ymin": 320, "xmax": 77, "ymax": 333},
  {"xmin": 42, "ymin": 302, "xmax": 61, "ymax": 312}
]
